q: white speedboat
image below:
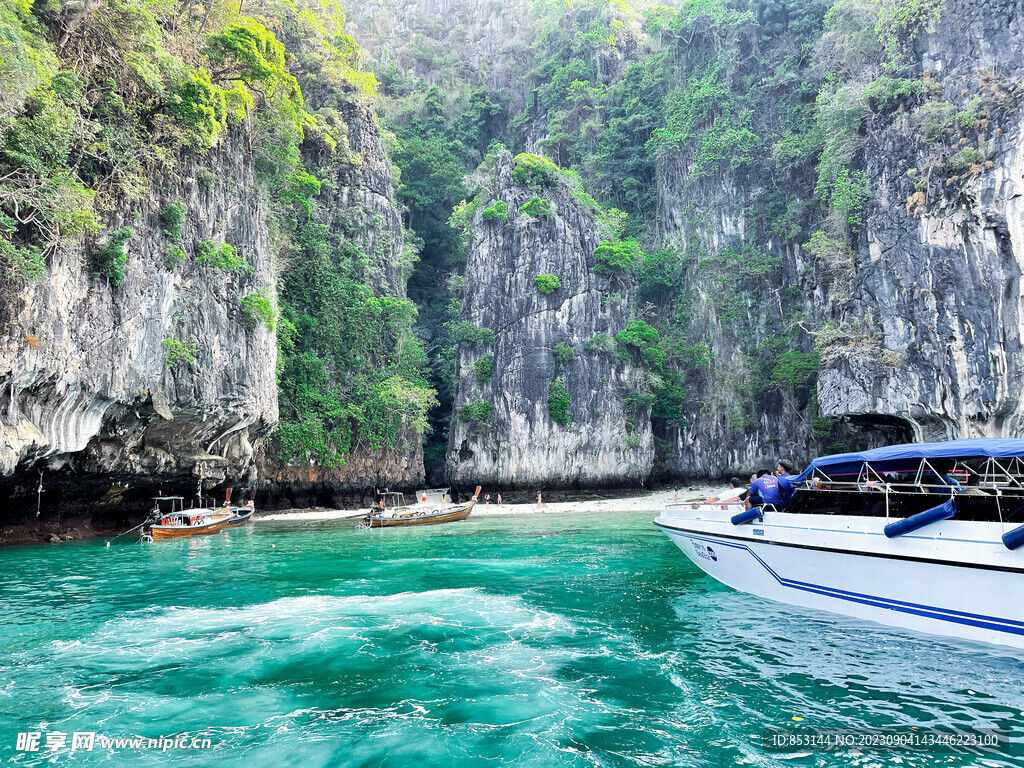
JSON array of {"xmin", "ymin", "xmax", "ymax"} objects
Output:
[{"xmin": 655, "ymin": 439, "xmax": 1024, "ymax": 649}]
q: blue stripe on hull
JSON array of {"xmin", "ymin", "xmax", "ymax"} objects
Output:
[{"xmin": 674, "ymin": 531, "xmax": 1024, "ymax": 638}]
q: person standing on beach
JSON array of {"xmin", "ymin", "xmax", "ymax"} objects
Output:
[
  {"xmin": 537, "ymin": 491, "xmax": 542, "ymax": 508},
  {"xmin": 497, "ymin": 493, "xmax": 502, "ymax": 506}
]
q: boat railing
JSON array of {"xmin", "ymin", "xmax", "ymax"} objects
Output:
[
  {"xmin": 662, "ymin": 500, "xmax": 745, "ymax": 511},
  {"xmin": 796, "ymin": 476, "xmax": 1024, "ymax": 524},
  {"xmin": 797, "ymin": 478, "xmax": 1024, "ymax": 496}
]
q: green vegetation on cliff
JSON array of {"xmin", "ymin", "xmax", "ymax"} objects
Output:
[
  {"xmin": 352, "ymin": 0, "xmax": 968, "ymax": 466},
  {"xmin": 548, "ymin": 378, "xmax": 570, "ymax": 425},
  {"xmin": 0, "ymin": 0, "xmax": 435, "ymax": 469},
  {"xmin": 3, "ymin": 0, "xmax": 987, "ymax": 478},
  {"xmin": 535, "ymin": 274, "xmax": 561, "ymax": 294}
]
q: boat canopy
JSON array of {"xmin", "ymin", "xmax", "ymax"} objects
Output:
[{"xmin": 794, "ymin": 438, "xmax": 1024, "ymax": 480}]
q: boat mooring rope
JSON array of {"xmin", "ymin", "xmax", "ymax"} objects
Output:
[{"xmin": 105, "ymin": 512, "xmax": 157, "ymax": 547}]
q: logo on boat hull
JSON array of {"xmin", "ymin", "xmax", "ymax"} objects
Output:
[{"xmin": 689, "ymin": 539, "xmax": 718, "ymax": 562}]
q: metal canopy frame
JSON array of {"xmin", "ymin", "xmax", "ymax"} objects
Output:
[{"xmin": 791, "ymin": 450, "xmax": 1024, "ymax": 527}]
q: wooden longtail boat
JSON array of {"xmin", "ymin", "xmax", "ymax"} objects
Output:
[
  {"xmin": 364, "ymin": 486, "xmax": 479, "ymax": 528},
  {"xmin": 218, "ymin": 488, "xmax": 256, "ymax": 527},
  {"xmin": 149, "ymin": 511, "xmax": 232, "ymax": 540},
  {"xmin": 223, "ymin": 505, "xmax": 254, "ymax": 528},
  {"xmin": 224, "ymin": 506, "xmax": 256, "ymax": 526},
  {"xmin": 143, "ymin": 496, "xmax": 233, "ymax": 541},
  {"xmin": 367, "ymin": 502, "xmax": 475, "ymax": 528}
]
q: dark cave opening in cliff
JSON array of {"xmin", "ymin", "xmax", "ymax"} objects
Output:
[{"xmin": 833, "ymin": 414, "xmax": 916, "ymax": 452}]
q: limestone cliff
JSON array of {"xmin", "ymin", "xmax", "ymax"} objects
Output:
[
  {"xmin": 652, "ymin": 0, "xmax": 1024, "ymax": 478},
  {"xmin": 8, "ymin": 0, "xmax": 1021, "ymax": 531},
  {"xmin": 0, "ymin": 4, "xmax": 429, "ymax": 539},
  {"xmin": 0, "ymin": 128, "xmax": 278, "ymax": 513},
  {"xmin": 347, "ymin": 0, "xmax": 529, "ymax": 100},
  {"xmin": 650, "ymin": 169, "xmax": 834, "ymax": 478},
  {"xmin": 258, "ymin": 96, "xmax": 427, "ymax": 506},
  {"xmin": 817, "ymin": 0, "xmax": 1024, "ymax": 441},
  {"xmin": 258, "ymin": 426, "xmax": 423, "ymax": 508},
  {"xmin": 316, "ymin": 100, "xmax": 410, "ymax": 300},
  {"xmin": 446, "ymin": 150, "xmax": 654, "ymax": 488},
  {"xmin": 350, "ymin": 0, "xmax": 1024, "ymax": 485}
]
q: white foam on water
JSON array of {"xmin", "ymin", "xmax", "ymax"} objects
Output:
[
  {"xmin": 42, "ymin": 587, "xmax": 606, "ymax": 717},
  {"xmin": 52, "ymin": 588, "xmax": 560, "ymax": 656}
]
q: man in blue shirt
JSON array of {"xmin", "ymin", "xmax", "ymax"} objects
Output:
[
  {"xmin": 745, "ymin": 469, "xmax": 783, "ymax": 509},
  {"xmin": 775, "ymin": 459, "xmax": 797, "ymax": 506}
]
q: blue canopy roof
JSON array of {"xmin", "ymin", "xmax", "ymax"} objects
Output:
[{"xmin": 793, "ymin": 438, "xmax": 1024, "ymax": 481}]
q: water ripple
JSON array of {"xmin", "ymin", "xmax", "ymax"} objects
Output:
[{"xmin": 0, "ymin": 511, "xmax": 1021, "ymax": 767}]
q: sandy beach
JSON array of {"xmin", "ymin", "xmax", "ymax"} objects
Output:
[{"xmin": 257, "ymin": 485, "xmax": 722, "ymax": 522}]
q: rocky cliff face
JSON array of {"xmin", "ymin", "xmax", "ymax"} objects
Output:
[
  {"xmin": 258, "ymin": 96, "xmax": 427, "ymax": 505},
  {"xmin": 446, "ymin": 150, "xmax": 654, "ymax": 488},
  {"xmin": 318, "ymin": 98, "xmax": 411, "ymax": 300},
  {"xmin": 347, "ymin": 0, "xmax": 527, "ymax": 94},
  {"xmin": 818, "ymin": 0, "xmax": 1024, "ymax": 441},
  {"xmin": 651, "ymin": 0, "xmax": 1024, "ymax": 478},
  {"xmin": 259, "ymin": 426, "xmax": 424, "ymax": 509},
  {"xmin": 0, "ymin": 8, "xmax": 431, "ymax": 540},
  {"xmin": 0, "ymin": 127, "xmax": 278, "ymax": 516},
  {"xmin": 335, "ymin": 0, "xmax": 1024, "ymax": 488}
]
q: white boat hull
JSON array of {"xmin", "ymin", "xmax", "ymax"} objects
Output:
[{"xmin": 656, "ymin": 507, "xmax": 1024, "ymax": 650}]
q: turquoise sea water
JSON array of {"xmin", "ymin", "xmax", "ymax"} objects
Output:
[{"xmin": 1, "ymin": 509, "xmax": 1021, "ymax": 767}]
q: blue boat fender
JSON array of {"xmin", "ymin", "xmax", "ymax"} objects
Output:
[
  {"xmin": 1002, "ymin": 523, "xmax": 1024, "ymax": 551},
  {"xmin": 731, "ymin": 508, "xmax": 763, "ymax": 526},
  {"xmin": 883, "ymin": 499, "xmax": 956, "ymax": 538}
]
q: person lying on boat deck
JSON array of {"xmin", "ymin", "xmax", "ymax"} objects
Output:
[
  {"xmin": 705, "ymin": 477, "xmax": 747, "ymax": 504},
  {"xmin": 744, "ymin": 469, "xmax": 783, "ymax": 510},
  {"xmin": 775, "ymin": 459, "xmax": 798, "ymax": 505}
]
